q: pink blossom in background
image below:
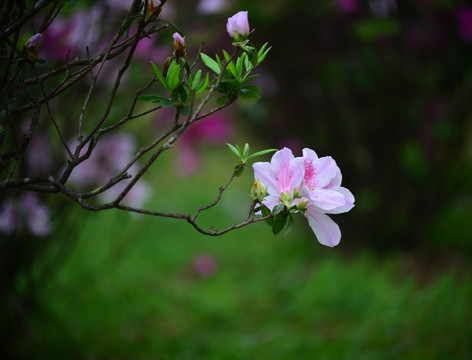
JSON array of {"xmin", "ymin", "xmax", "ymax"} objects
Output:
[
  {"xmin": 0, "ymin": 193, "xmax": 52, "ymax": 237},
  {"xmin": 334, "ymin": 0, "xmax": 359, "ymax": 13},
  {"xmin": 176, "ymin": 113, "xmax": 232, "ymax": 176},
  {"xmin": 369, "ymin": 0, "xmax": 397, "ymax": 17},
  {"xmin": 67, "ymin": 133, "xmax": 151, "ymax": 208},
  {"xmin": 197, "ymin": 0, "xmax": 230, "ymax": 14},
  {"xmin": 25, "ymin": 131, "xmax": 53, "ymax": 175},
  {"xmin": 457, "ymin": 6, "xmax": 472, "ymax": 43},
  {"xmin": 252, "ymin": 148, "xmax": 354, "ymax": 247},
  {"xmin": 192, "ymin": 252, "xmax": 218, "ymax": 278}
]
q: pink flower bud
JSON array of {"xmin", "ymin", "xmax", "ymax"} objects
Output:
[
  {"xmin": 226, "ymin": 11, "xmax": 250, "ymax": 39},
  {"xmin": 24, "ymin": 33, "xmax": 42, "ymax": 63},
  {"xmin": 172, "ymin": 32, "xmax": 186, "ymax": 57}
]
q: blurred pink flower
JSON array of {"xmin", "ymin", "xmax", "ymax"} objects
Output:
[
  {"xmin": 197, "ymin": 0, "xmax": 230, "ymax": 14},
  {"xmin": 226, "ymin": 11, "xmax": 250, "ymax": 39},
  {"xmin": 176, "ymin": 113, "xmax": 232, "ymax": 176},
  {"xmin": 457, "ymin": 6, "xmax": 472, "ymax": 43},
  {"xmin": 334, "ymin": 0, "xmax": 359, "ymax": 13},
  {"xmin": 0, "ymin": 193, "xmax": 52, "ymax": 237},
  {"xmin": 192, "ymin": 252, "xmax": 218, "ymax": 278},
  {"xmin": 67, "ymin": 133, "xmax": 151, "ymax": 208}
]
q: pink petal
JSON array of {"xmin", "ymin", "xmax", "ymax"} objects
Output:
[
  {"xmin": 313, "ymin": 156, "xmax": 342, "ymax": 189},
  {"xmin": 270, "ymin": 148, "xmax": 303, "ymax": 193},
  {"xmin": 305, "ymin": 208, "xmax": 341, "ymax": 247},
  {"xmin": 253, "ymin": 162, "xmax": 278, "ymax": 195},
  {"xmin": 325, "ymin": 187, "xmax": 355, "ymax": 214},
  {"xmin": 304, "ymin": 188, "xmax": 347, "ymax": 211},
  {"xmin": 262, "ymin": 195, "xmax": 281, "ymax": 212}
]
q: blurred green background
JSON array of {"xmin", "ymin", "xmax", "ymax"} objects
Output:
[{"xmin": 2, "ymin": 0, "xmax": 472, "ymax": 358}]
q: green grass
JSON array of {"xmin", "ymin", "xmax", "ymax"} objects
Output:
[{"xmin": 20, "ymin": 149, "xmax": 472, "ymax": 359}]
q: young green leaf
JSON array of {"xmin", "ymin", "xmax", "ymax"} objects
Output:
[
  {"xmin": 166, "ymin": 60, "xmax": 181, "ymax": 90},
  {"xmin": 200, "ymin": 53, "xmax": 220, "ymax": 75},
  {"xmin": 243, "ymin": 143, "xmax": 250, "ymax": 158},
  {"xmin": 191, "ymin": 69, "xmax": 202, "ymax": 89},
  {"xmin": 159, "ymin": 99, "xmax": 179, "ymax": 107},
  {"xmin": 216, "ymin": 95, "xmax": 229, "ymax": 106},
  {"xmin": 246, "ymin": 149, "xmax": 278, "ymax": 160},
  {"xmin": 151, "ymin": 61, "xmax": 168, "ymax": 90},
  {"xmin": 272, "ymin": 211, "xmax": 289, "ymax": 235},
  {"xmin": 226, "ymin": 143, "xmax": 242, "ymax": 158},
  {"xmin": 138, "ymin": 94, "xmax": 161, "ymax": 103},
  {"xmin": 195, "ymin": 73, "xmax": 209, "ymax": 94}
]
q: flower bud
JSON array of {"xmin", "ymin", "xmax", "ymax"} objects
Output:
[
  {"xmin": 23, "ymin": 33, "xmax": 42, "ymax": 63},
  {"xmin": 226, "ymin": 11, "xmax": 250, "ymax": 40},
  {"xmin": 251, "ymin": 179, "xmax": 267, "ymax": 202},
  {"xmin": 145, "ymin": 0, "xmax": 163, "ymax": 19},
  {"xmin": 172, "ymin": 32, "xmax": 186, "ymax": 57}
]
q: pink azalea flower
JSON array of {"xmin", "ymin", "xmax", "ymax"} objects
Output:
[
  {"xmin": 226, "ymin": 11, "xmax": 250, "ymax": 39},
  {"xmin": 252, "ymin": 148, "xmax": 354, "ymax": 247},
  {"xmin": 252, "ymin": 147, "xmax": 304, "ymax": 211},
  {"xmin": 300, "ymin": 148, "xmax": 355, "ymax": 247}
]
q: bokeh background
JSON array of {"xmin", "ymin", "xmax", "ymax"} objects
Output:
[{"xmin": 1, "ymin": 0, "xmax": 472, "ymax": 358}]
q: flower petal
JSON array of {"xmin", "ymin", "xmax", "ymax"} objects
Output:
[
  {"xmin": 313, "ymin": 156, "xmax": 342, "ymax": 189},
  {"xmin": 304, "ymin": 188, "xmax": 347, "ymax": 211},
  {"xmin": 325, "ymin": 186, "xmax": 355, "ymax": 214},
  {"xmin": 305, "ymin": 208, "xmax": 341, "ymax": 247},
  {"xmin": 270, "ymin": 148, "xmax": 303, "ymax": 193},
  {"xmin": 253, "ymin": 161, "xmax": 278, "ymax": 195}
]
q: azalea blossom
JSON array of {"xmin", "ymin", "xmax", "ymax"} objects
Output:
[
  {"xmin": 226, "ymin": 11, "xmax": 250, "ymax": 39},
  {"xmin": 300, "ymin": 148, "xmax": 355, "ymax": 247},
  {"xmin": 252, "ymin": 147, "xmax": 354, "ymax": 247}
]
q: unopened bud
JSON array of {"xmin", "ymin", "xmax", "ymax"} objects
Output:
[
  {"xmin": 146, "ymin": 0, "xmax": 163, "ymax": 19},
  {"xmin": 172, "ymin": 32, "xmax": 186, "ymax": 57},
  {"xmin": 23, "ymin": 33, "xmax": 42, "ymax": 63},
  {"xmin": 251, "ymin": 179, "xmax": 267, "ymax": 202}
]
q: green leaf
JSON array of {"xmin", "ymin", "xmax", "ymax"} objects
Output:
[
  {"xmin": 234, "ymin": 165, "xmax": 245, "ymax": 177},
  {"xmin": 226, "ymin": 143, "xmax": 242, "ymax": 158},
  {"xmin": 261, "ymin": 205, "xmax": 271, "ymax": 217},
  {"xmin": 178, "ymin": 106, "xmax": 190, "ymax": 116},
  {"xmin": 195, "ymin": 73, "xmax": 209, "ymax": 94},
  {"xmin": 216, "ymin": 95, "xmax": 229, "ymax": 106},
  {"xmin": 166, "ymin": 60, "xmax": 181, "ymax": 90},
  {"xmin": 257, "ymin": 42, "xmax": 271, "ymax": 65},
  {"xmin": 272, "ymin": 211, "xmax": 289, "ymax": 235},
  {"xmin": 159, "ymin": 99, "xmax": 179, "ymax": 107},
  {"xmin": 283, "ymin": 215, "xmax": 294, "ymax": 236},
  {"xmin": 151, "ymin": 61, "xmax": 168, "ymax": 90},
  {"xmin": 172, "ymin": 83, "xmax": 187, "ymax": 103},
  {"xmin": 272, "ymin": 204, "xmax": 286, "ymax": 217},
  {"xmin": 243, "ymin": 143, "xmax": 250, "ymax": 158},
  {"xmin": 246, "ymin": 149, "xmax": 278, "ymax": 160},
  {"xmin": 138, "ymin": 94, "xmax": 162, "ymax": 103},
  {"xmin": 240, "ymin": 74, "xmax": 259, "ymax": 86},
  {"xmin": 200, "ymin": 53, "xmax": 220, "ymax": 75},
  {"xmin": 191, "ymin": 70, "xmax": 202, "ymax": 89},
  {"xmin": 223, "ymin": 50, "xmax": 237, "ymax": 77},
  {"xmin": 238, "ymin": 88, "xmax": 261, "ymax": 100}
]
